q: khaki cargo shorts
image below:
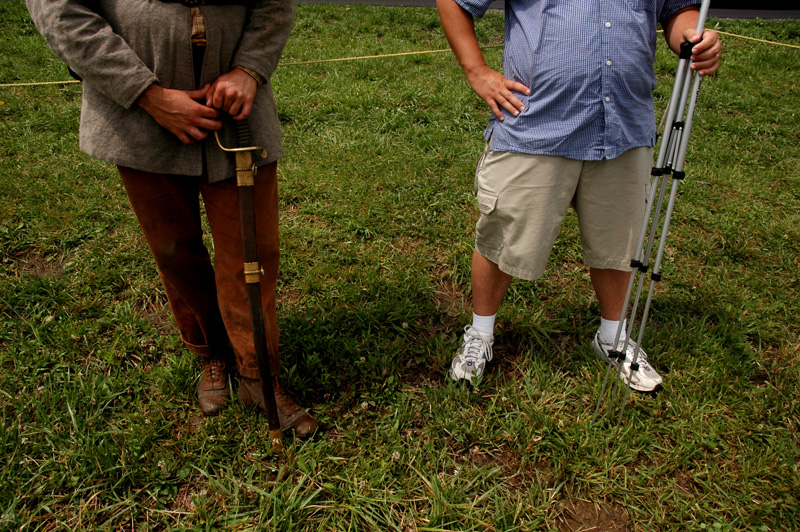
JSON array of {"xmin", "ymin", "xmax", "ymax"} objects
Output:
[{"xmin": 473, "ymin": 145, "xmax": 653, "ymax": 281}]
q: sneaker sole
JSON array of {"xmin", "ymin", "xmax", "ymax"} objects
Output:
[{"xmin": 448, "ymin": 369, "xmax": 475, "ymax": 386}]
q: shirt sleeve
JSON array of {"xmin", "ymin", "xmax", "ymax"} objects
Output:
[
  {"xmin": 659, "ymin": 0, "xmax": 701, "ymax": 24},
  {"xmin": 452, "ymin": 0, "xmax": 497, "ymax": 20},
  {"xmin": 235, "ymin": 66, "xmax": 266, "ymax": 86},
  {"xmin": 24, "ymin": 0, "xmax": 157, "ymax": 110},
  {"xmin": 231, "ymin": 0, "xmax": 298, "ymax": 84}
]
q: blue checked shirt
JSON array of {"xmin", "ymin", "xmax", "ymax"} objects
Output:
[{"xmin": 454, "ymin": 0, "xmax": 700, "ymax": 160}]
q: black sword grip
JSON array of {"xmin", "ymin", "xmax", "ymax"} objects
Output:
[{"xmin": 234, "ymin": 119, "xmax": 253, "ymax": 148}]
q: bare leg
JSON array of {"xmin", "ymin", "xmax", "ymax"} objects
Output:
[
  {"xmin": 472, "ymin": 250, "xmax": 513, "ymax": 316},
  {"xmin": 448, "ymin": 250, "xmax": 511, "ymax": 383},
  {"xmin": 589, "ymin": 267, "xmax": 631, "ymax": 321}
]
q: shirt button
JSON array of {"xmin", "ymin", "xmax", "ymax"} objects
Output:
[
  {"xmin": 606, "ymin": 60, "xmax": 612, "ymax": 66},
  {"xmin": 605, "ymin": 21, "xmax": 612, "ymax": 28},
  {"xmin": 605, "ymin": 96, "xmax": 611, "ymax": 102}
]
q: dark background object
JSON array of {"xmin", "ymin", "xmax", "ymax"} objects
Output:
[{"xmin": 299, "ymin": 0, "xmax": 799, "ymax": 19}]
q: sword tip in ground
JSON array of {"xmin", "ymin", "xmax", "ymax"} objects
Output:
[{"xmin": 270, "ymin": 431, "xmax": 284, "ymax": 454}]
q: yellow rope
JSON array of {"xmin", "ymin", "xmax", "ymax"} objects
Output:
[
  {"xmin": 280, "ymin": 47, "xmax": 466, "ymax": 66},
  {"xmin": 0, "ymin": 79, "xmax": 81, "ymax": 88},
  {"xmin": 716, "ymin": 29, "xmax": 800, "ymax": 49},
  {"xmin": 0, "ymin": 31, "xmax": 795, "ymax": 89}
]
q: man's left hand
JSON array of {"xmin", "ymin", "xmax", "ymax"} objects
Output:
[
  {"xmin": 205, "ymin": 68, "xmax": 258, "ymax": 120},
  {"xmin": 685, "ymin": 28, "xmax": 721, "ymax": 76}
]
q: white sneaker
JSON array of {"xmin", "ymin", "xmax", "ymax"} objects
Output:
[
  {"xmin": 593, "ymin": 331, "xmax": 662, "ymax": 392},
  {"xmin": 448, "ymin": 325, "xmax": 494, "ymax": 385}
]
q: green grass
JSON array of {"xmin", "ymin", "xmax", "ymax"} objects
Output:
[{"xmin": 1, "ymin": 1, "xmax": 799, "ymax": 530}]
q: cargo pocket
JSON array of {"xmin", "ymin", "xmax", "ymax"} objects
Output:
[
  {"xmin": 477, "ymin": 189, "xmax": 498, "ymax": 216},
  {"xmin": 475, "ymin": 188, "xmax": 502, "ymax": 252}
]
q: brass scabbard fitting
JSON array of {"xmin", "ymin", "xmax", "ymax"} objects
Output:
[
  {"xmin": 243, "ymin": 261, "xmax": 264, "ymax": 284},
  {"xmin": 214, "ymin": 130, "xmax": 267, "ymax": 187}
]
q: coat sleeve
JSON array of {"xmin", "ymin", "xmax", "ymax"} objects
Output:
[
  {"xmin": 25, "ymin": 0, "xmax": 157, "ymax": 109},
  {"xmin": 232, "ymin": 0, "xmax": 298, "ymax": 83}
]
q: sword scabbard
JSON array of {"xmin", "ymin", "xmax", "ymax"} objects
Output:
[{"xmin": 216, "ymin": 121, "xmax": 283, "ymax": 453}]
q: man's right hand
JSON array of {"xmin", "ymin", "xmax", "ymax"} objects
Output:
[
  {"xmin": 436, "ymin": 0, "xmax": 529, "ymax": 122},
  {"xmin": 465, "ymin": 64, "xmax": 530, "ymax": 121},
  {"xmin": 136, "ymin": 84, "xmax": 222, "ymax": 144}
]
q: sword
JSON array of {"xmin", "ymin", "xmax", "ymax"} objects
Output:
[{"xmin": 215, "ymin": 123, "xmax": 283, "ymax": 453}]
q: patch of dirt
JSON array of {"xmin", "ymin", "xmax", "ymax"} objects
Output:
[
  {"xmin": 16, "ymin": 253, "xmax": 64, "ymax": 279},
  {"xmin": 463, "ymin": 443, "xmax": 543, "ymax": 494},
  {"xmin": 468, "ymin": 444, "xmax": 518, "ymax": 470},
  {"xmin": 749, "ymin": 369, "xmax": 770, "ymax": 387},
  {"xmin": 170, "ymin": 482, "xmax": 197, "ymax": 513},
  {"xmin": 277, "ymin": 285, "xmax": 307, "ymax": 308},
  {"xmin": 140, "ymin": 305, "xmax": 177, "ymax": 335},
  {"xmin": 487, "ymin": 342, "xmax": 524, "ymax": 382},
  {"xmin": 556, "ymin": 499, "xmax": 631, "ymax": 532},
  {"xmin": 674, "ymin": 470, "xmax": 694, "ymax": 493},
  {"xmin": 432, "ymin": 279, "xmax": 469, "ymax": 319}
]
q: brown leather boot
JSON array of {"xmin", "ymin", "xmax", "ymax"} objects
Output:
[
  {"xmin": 238, "ymin": 377, "xmax": 319, "ymax": 438},
  {"xmin": 197, "ymin": 358, "xmax": 230, "ymax": 416}
]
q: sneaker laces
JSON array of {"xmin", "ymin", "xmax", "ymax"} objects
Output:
[{"xmin": 462, "ymin": 326, "xmax": 493, "ymax": 363}]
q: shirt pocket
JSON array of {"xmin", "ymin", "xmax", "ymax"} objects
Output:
[{"xmin": 626, "ymin": 0, "xmax": 657, "ymax": 12}]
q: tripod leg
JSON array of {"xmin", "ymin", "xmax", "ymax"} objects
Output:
[
  {"xmin": 617, "ymin": 73, "xmax": 704, "ymax": 422},
  {"xmin": 592, "ymin": 169, "xmax": 662, "ymax": 422},
  {"xmin": 593, "ymin": 0, "xmax": 710, "ymax": 422}
]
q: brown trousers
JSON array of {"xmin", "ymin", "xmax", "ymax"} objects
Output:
[{"xmin": 119, "ymin": 163, "xmax": 280, "ymax": 379}]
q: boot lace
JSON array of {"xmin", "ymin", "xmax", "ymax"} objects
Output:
[{"xmin": 206, "ymin": 359, "xmax": 225, "ymax": 382}]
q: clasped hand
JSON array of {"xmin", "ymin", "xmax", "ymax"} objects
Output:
[{"xmin": 136, "ymin": 68, "xmax": 258, "ymax": 144}]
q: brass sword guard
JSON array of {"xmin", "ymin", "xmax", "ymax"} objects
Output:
[{"xmin": 214, "ymin": 130, "xmax": 267, "ymax": 187}]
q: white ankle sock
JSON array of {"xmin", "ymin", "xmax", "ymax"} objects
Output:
[
  {"xmin": 599, "ymin": 318, "xmax": 626, "ymax": 344},
  {"xmin": 471, "ymin": 313, "xmax": 496, "ymax": 336}
]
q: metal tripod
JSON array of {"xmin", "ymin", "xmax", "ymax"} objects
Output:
[{"xmin": 592, "ymin": 0, "xmax": 712, "ymax": 424}]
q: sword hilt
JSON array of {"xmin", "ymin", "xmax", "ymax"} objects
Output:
[{"xmin": 213, "ymin": 123, "xmax": 267, "ymax": 159}]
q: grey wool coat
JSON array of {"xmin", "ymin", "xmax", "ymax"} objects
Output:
[{"xmin": 25, "ymin": 0, "xmax": 297, "ymax": 183}]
